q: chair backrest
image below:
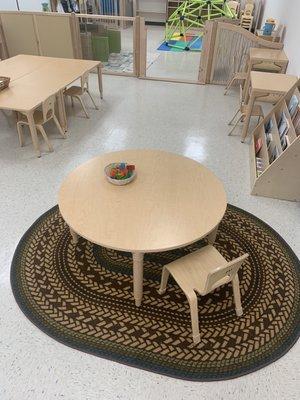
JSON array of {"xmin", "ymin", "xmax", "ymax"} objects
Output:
[
  {"xmin": 252, "ymin": 61, "xmax": 282, "ymax": 73},
  {"xmin": 81, "ymin": 71, "xmax": 89, "ymax": 91},
  {"xmin": 228, "ymin": 1, "xmax": 239, "ymax": 14},
  {"xmin": 204, "ymin": 253, "xmax": 249, "ymax": 294},
  {"xmin": 42, "ymin": 94, "xmax": 56, "ymax": 122},
  {"xmin": 244, "ymin": 3, "xmax": 254, "ymax": 15}
]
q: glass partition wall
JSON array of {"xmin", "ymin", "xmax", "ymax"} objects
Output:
[{"xmin": 77, "ymin": 14, "xmax": 136, "ymax": 76}]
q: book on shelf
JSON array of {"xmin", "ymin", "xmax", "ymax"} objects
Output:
[
  {"xmin": 288, "ymin": 94, "xmax": 299, "ymax": 118},
  {"xmin": 278, "ymin": 111, "xmax": 289, "ymax": 137},
  {"xmin": 255, "ymin": 137, "xmax": 263, "ymax": 154},
  {"xmin": 255, "ymin": 157, "xmax": 264, "ymax": 177},
  {"xmin": 264, "ymin": 118, "xmax": 273, "ymax": 147},
  {"xmin": 280, "ymin": 133, "xmax": 289, "ymax": 151},
  {"xmin": 268, "ymin": 142, "xmax": 280, "ymax": 163},
  {"xmin": 293, "ymin": 108, "xmax": 300, "ymax": 135},
  {"xmin": 265, "ymin": 118, "xmax": 273, "ymax": 134}
]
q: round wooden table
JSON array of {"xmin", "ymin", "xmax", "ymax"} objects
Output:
[{"xmin": 58, "ymin": 150, "xmax": 227, "ymax": 306}]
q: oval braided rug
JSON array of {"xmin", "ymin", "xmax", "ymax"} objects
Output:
[{"xmin": 11, "ymin": 204, "xmax": 300, "ymax": 381}]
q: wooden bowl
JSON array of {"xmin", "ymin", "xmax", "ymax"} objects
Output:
[{"xmin": 104, "ymin": 164, "xmax": 136, "ymax": 186}]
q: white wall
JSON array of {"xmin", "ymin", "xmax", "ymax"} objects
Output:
[
  {"xmin": 18, "ymin": 0, "xmax": 46, "ymax": 11},
  {"xmin": 0, "ymin": 0, "xmax": 48, "ymax": 11},
  {"xmin": 262, "ymin": 0, "xmax": 285, "ymax": 20},
  {"xmin": 0, "ymin": 0, "xmax": 18, "ymax": 10},
  {"xmin": 262, "ymin": 0, "xmax": 300, "ymax": 76}
]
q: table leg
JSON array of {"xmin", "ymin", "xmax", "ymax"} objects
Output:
[
  {"xmin": 132, "ymin": 252, "xmax": 144, "ymax": 307},
  {"xmin": 69, "ymin": 227, "xmax": 79, "ymax": 244},
  {"xmin": 207, "ymin": 224, "xmax": 219, "ymax": 245},
  {"xmin": 241, "ymin": 93, "xmax": 256, "ymax": 143},
  {"xmin": 57, "ymin": 90, "xmax": 68, "ymax": 133},
  {"xmin": 26, "ymin": 111, "xmax": 41, "ymax": 158},
  {"xmin": 97, "ymin": 65, "xmax": 103, "ymax": 99}
]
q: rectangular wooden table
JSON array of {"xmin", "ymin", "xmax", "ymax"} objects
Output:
[
  {"xmin": 241, "ymin": 71, "xmax": 298, "ymax": 142},
  {"xmin": 243, "ymin": 48, "xmax": 289, "ymax": 103},
  {"xmin": 0, "ymin": 55, "xmax": 103, "ymax": 157}
]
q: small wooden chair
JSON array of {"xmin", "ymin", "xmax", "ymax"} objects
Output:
[
  {"xmin": 224, "ymin": 54, "xmax": 248, "ymax": 95},
  {"xmin": 228, "ymin": 85, "xmax": 264, "ymax": 135},
  {"xmin": 158, "ymin": 245, "xmax": 249, "ymax": 344},
  {"xmin": 64, "ymin": 72, "xmax": 98, "ymax": 119},
  {"xmin": 227, "ymin": 0, "xmax": 240, "ymax": 15},
  {"xmin": 240, "ymin": 1, "xmax": 254, "ymax": 31},
  {"xmin": 17, "ymin": 95, "xmax": 66, "ymax": 152}
]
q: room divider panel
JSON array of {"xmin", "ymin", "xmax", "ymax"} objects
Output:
[
  {"xmin": 0, "ymin": 10, "xmax": 287, "ymax": 85},
  {"xmin": 198, "ymin": 20, "xmax": 284, "ymax": 85},
  {"xmin": 34, "ymin": 13, "xmax": 75, "ymax": 58},
  {"xmin": 0, "ymin": 11, "xmax": 78, "ymax": 59},
  {"xmin": 0, "ymin": 11, "xmax": 139, "ymax": 77},
  {"xmin": 75, "ymin": 13, "xmax": 137, "ymax": 75},
  {"xmin": 0, "ymin": 13, "xmax": 39, "ymax": 57}
]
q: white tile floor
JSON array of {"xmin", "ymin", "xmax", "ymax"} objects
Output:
[
  {"xmin": 119, "ymin": 25, "xmax": 201, "ymax": 80},
  {"xmin": 0, "ymin": 75, "xmax": 299, "ymax": 400},
  {"xmin": 145, "ymin": 26, "xmax": 201, "ymax": 81}
]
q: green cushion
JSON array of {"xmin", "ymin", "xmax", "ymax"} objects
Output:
[
  {"xmin": 91, "ymin": 36, "xmax": 109, "ymax": 62},
  {"xmin": 107, "ymin": 29, "xmax": 121, "ymax": 53}
]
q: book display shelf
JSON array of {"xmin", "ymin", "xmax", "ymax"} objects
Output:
[{"xmin": 250, "ymin": 79, "xmax": 300, "ymax": 201}]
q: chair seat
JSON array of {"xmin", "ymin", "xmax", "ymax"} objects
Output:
[
  {"xmin": 241, "ymin": 103, "xmax": 263, "ymax": 117},
  {"xmin": 165, "ymin": 245, "xmax": 226, "ymax": 296},
  {"xmin": 253, "ymin": 62, "xmax": 282, "ymax": 73},
  {"xmin": 64, "ymin": 86, "xmax": 84, "ymax": 96},
  {"xmin": 18, "ymin": 110, "xmax": 46, "ymax": 125},
  {"xmin": 234, "ymin": 72, "xmax": 247, "ymax": 80}
]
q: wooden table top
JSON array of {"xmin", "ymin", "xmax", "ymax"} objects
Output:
[
  {"xmin": 58, "ymin": 150, "xmax": 227, "ymax": 253},
  {"xmin": 250, "ymin": 71, "xmax": 298, "ymax": 93},
  {"xmin": 249, "ymin": 48, "xmax": 288, "ymax": 62},
  {"xmin": 0, "ymin": 55, "xmax": 101, "ymax": 112}
]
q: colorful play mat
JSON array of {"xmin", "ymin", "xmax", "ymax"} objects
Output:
[{"xmin": 158, "ymin": 33, "xmax": 203, "ymax": 52}]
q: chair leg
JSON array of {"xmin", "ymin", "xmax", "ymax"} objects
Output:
[
  {"xmin": 71, "ymin": 96, "xmax": 74, "ymax": 107},
  {"xmin": 53, "ymin": 115, "xmax": 67, "ymax": 139},
  {"xmin": 86, "ymin": 89, "xmax": 99, "ymax": 110},
  {"xmin": 228, "ymin": 109, "xmax": 240, "ymax": 126},
  {"xmin": 16, "ymin": 122, "xmax": 24, "ymax": 147},
  {"xmin": 37, "ymin": 125, "xmax": 53, "ymax": 152},
  {"xmin": 228, "ymin": 115, "xmax": 243, "ymax": 136},
  {"xmin": 188, "ymin": 292, "xmax": 200, "ymax": 344},
  {"xmin": 232, "ymin": 274, "xmax": 243, "ymax": 316},
  {"xmin": 158, "ymin": 267, "xmax": 170, "ymax": 295},
  {"xmin": 224, "ymin": 77, "xmax": 236, "ymax": 95},
  {"xmin": 76, "ymin": 95, "xmax": 89, "ymax": 119}
]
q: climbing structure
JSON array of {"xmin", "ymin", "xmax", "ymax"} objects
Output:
[{"xmin": 165, "ymin": 0, "xmax": 238, "ymax": 51}]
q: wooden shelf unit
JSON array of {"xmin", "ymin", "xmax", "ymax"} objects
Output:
[
  {"xmin": 250, "ymin": 79, "xmax": 300, "ymax": 201},
  {"xmin": 135, "ymin": 0, "xmax": 167, "ymax": 23}
]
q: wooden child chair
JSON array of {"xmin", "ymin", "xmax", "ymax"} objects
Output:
[
  {"xmin": 227, "ymin": 0, "xmax": 240, "ymax": 15},
  {"xmin": 240, "ymin": 1, "xmax": 254, "ymax": 31},
  {"xmin": 228, "ymin": 85, "xmax": 264, "ymax": 135},
  {"xmin": 158, "ymin": 245, "xmax": 249, "ymax": 344},
  {"xmin": 64, "ymin": 72, "xmax": 98, "ymax": 119},
  {"xmin": 224, "ymin": 54, "xmax": 248, "ymax": 95},
  {"xmin": 17, "ymin": 94, "xmax": 66, "ymax": 152}
]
